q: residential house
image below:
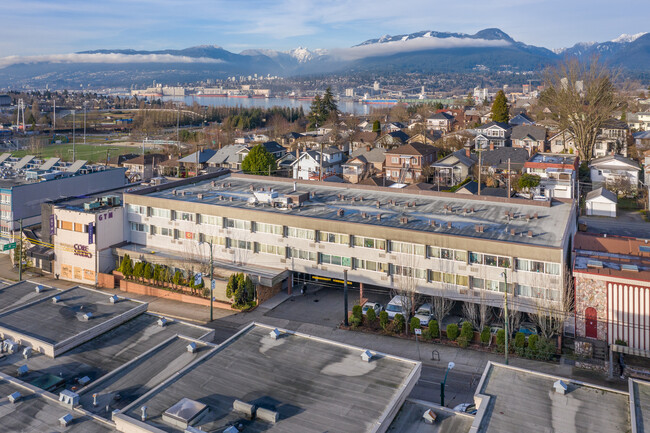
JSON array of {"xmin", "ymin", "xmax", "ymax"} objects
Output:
[
  {"xmin": 589, "ymin": 154, "xmax": 641, "ymax": 193},
  {"xmin": 594, "ymin": 118, "xmax": 629, "ymax": 158},
  {"xmin": 511, "ymin": 125, "xmax": 547, "ymax": 153},
  {"xmin": 523, "ymin": 153, "xmax": 579, "ymax": 199},
  {"xmin": 342, "ymin": 146, "xmax": 386, "ymax": 183},
  {"xmin": 236, "ymin": 141, "xmax": 287, "ymax": 164},
  {"xmin": 359, "ymin": 176, "xmax": 394, "ymax": 187},
  {"xmin": 384, "ymin": 142, "xmax": 437, "ymax": 184},
  {"xmin": 291, "ymin": 146, "xmax": 346, "ymax": 180},
  {"xmin": 375, "ymin": 130, "xmax": 410, "ymax": 149},
  {"xmin": 634, "ymin": 131, "xmax": 650, "ymax": 151},
  {"xmin": 283, "ymin": 132, "xmax": 304, "ymax": 146},
  {"xmin": 121, "ymin": 153, "xmax": 168, "ymax": 181},
  {"xmin": 480, "ymin": 147, "xmax": 530, "ymax": 175},
  {"xmin": 548, "ymin": 130, "xmax": 577, "ymax": 154},
  {"xmin": 455, "ymin": 181, "xmax": 513, "ymax": 197},
  {"xmin": 430, "ymin": 144, "xmax": 477, "ymax": 187},
  {"xmin": 178, "ymin": 149, "xmax": 218, "ymax": 176},
  {"xmin": 206, "ymin": 144, "xmax": 248, "ymax": 170},
  {"xmin": 426, "ymin": 112, "xmax": 455, "ymax": 133},
  {"xmin": 474, "ymin": 121, "xmax": 511, "ymax": 149},
  {"xmin": 509, "ymin": 113, "xmax": 535, "ymax": 126},
  {"xmin": 573, "ymin": 232, "xmax": 650, "ymax": 351},
  {"xmin": 627, "ymin": 111, "xmax": 650, "ymax": 130},
  {"xmin": 643, "ymin": 149, "xmax": 650, "ymax": 186},
  {"xmin": 407, "ymin": 131, "xmax": 442, "ymax": 146},
  {"xmin": 585, "ymin": 188, "xmax": 617, "ymax": 217},
  {"xmin": 386, "ymin": 122, "xmax": 407, "ymax": 132},
  {"xmin": 349, "ymin": 131, "xmax": 379, "ymax": 152}
]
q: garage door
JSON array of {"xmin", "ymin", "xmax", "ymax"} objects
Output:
[{"xmin": 589, "ymin": 201, "xmax": 615, "ymax": 217}]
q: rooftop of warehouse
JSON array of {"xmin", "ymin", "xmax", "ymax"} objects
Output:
[
  {"xmin": 131, "ymin": 173, "xmax": 574, "ymax": 248},
  {"xmin": 117, "ymin": 323, "xmax": 420, "ymax": 433}
]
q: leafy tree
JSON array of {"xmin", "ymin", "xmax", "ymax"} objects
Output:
[
  {"xmin": 410, "ymin": 317, "xmax": 421, "ymax": 332},
  {"xmin": 461, "ymin": 321, "xmax": 474, "ymax": 341},
  {"xmin": 172, "ymin": 270, "xmax": 184, "ymax": 288},
  {"xmin": 226, "ymin": 274, "xmax": 237, "ymax": 299},
  {"xmin": 480, "ymin": 326, "xmax": 491, "ymax": 345},
  {"xmin": 241, "ymin": 144, "xmax": 276, "ymax": 176},
  {"xmin": 379, "ymin": 311, "xmax": 389, "ymax": 330},
  {"xmin": 491, "ymin": 90, "xmax": 509, "ymax": 123},
  {"xmin": 392, "ymin": 314, "xmax": 405, "ymax": 334},
  {"xmin": 133, "ymin": 262, "xmax": 144, "ymax": 281},
  {"xmin": 496, "ymin": 329, "xmax": 506, "ymax": 350},
  {"xmin": 120, "ymin": 254, "xmax": 133, "ymax": 278},
  {"xmin": 350, "ymin": 305, "xmax": 363, "ymax": 327},
  {"xmin": 143, "ymin": 263, "xmax": 153, "ymax": 280},
  {"xmin": 153, "ymin": 264, "xmax": 163, "ymax": 284},
  {"xmin": 465, "ymin": 92, "xmax": 475, "ymax": 107},
  {"xmin": 540, "ymin": 58, "xmax": 618, "ymax": 162},
  {"xmin": 307, "ymin": 87, "xmax": 339, "ymax": 129},
  {"xmin": 243, "ymin": 275, "xmax": 255, "ymax": 302},
  {"xmin": 366, "ymin": 307, "xmax": 377, "ymax": 325},
  {"xmin": 518, "ymin": 173, "xmax": 541, "ymax": 199},
  {"xmin": 372, "ymin": 120, "xmax": 381, "ymax": 133},
  {"xmin": 446, "ymin": 323, "xmax": 459, "ymax": 341}
]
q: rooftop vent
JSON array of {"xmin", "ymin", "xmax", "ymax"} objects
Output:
[
  {"xmin": 157, "ymin": 317, "xmax": 169, "ymax": 327},
  {"xmin": 59, "ymin": 390, "xmax": 80, "ymax": 407},
  {"xmin": 447, "ymin": 221, "xmax": 452, "ymax": 229},
  {"xmin": 587, "ymin": 260, "xmax": 603, "ymax": 268},
  {"xmin": 172, "ymin": 189, "xmax": 177, "ymax": 195},
  {"xmin": 400, "ymin": 217, "xmax": 409, "ymax": 224},
  {"xmin": 257, "ymin": 407, "xmax": 279, "ymax": 424},
  {"xmin": 35, "ymin": 285, "xmax": 44, "ymax": 293},
  {"xmin": 553, "ymin": 379, "xmax": 568, "ymax": 395},
  {"xmin": 527, "ymin": 230, "xmax": 533, "ymax": 238},
  {"xmin": 17, "ymin": 365, "xmax": 28, "ymax": 376},
  {"xmin": 233, "ymin": 399, "xmax": 256, "ymax": 419},
  {"xmin": 8, "ymin": 392, "xmax": 21, "ymax": 404},
  {"xmin": 337, "ymin": 208, "xmax": 345, "ymax": 217},
  {"xmin": 109, "ymin": 294, "xmax": 119, "ymax": 304},
  {"xmin": 59, "ymin": 414, "xmax": 73, "ymax": 427},
  {"xmin": 510, "ymin": 228, "xmax": 516, "ymax": 236},
  {"xmin": 249, "ymin": 184, "xmax": 255, "ymax": 191},
  {"xmin": 622, "ymin": 264, "xmax": 639, "ymax": 272},
  {"xmin": 269, "ymin": 328, "xmax": 282, "ymax": 340},
  {"xmin": 422, "ymin": 409, "xmax": 437, "ymax": 424},
  {"xmin": 78, "ymin": 376, "xmax": 91, "ymax": 386},
  {"xmin": 197, "ymin": 193, "xmax": 203, "ymax": 200},
  {"xmin": 533, "ymin": 212, "xmax": 538, "ymax": 219},
  {"xmin": 22, "ymin": 347, "xmax": 32, "ymax": 359},
  {"xmin": 52, "ymin": 295, "xmax": 61, "ymax": 303},
  {"xmin": 82, "ymin": 312, "xmax": 93, "ymax": 321},
  {"xmin": 361, "ymin": 350, "xmax": 375, "ymax": 362},
  {"xmin": 141, "ymin": 405, "xmax": 148, "ymax": 421},
  {"xmin": 376, "ymin": 214, "xmax": 382, "ymax": 221},
  {"xmin": 186, "ymin": 342, "xmax": 197, "ymax": 353},
  {"xmin": 376, "ymin": 201, "xmax": 381, "ymax": 208},
  {"xmin": 163, "ymin": 398, "xmax": 208, "ymax": 429},
  {"xmin": 361, "ymin": 212, "xmax": 367, "ymax": 218}
]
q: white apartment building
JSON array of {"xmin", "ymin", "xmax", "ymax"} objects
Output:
[{"xmin": 120, "ymin": 173, "xmax": 576, "ymax": 314}]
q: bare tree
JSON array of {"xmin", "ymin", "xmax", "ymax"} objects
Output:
[
  {"xmin": 529, "ymin": 267, "xmax": 574, "ymax": 340},
  {"xmin": 462, "ymin": 290, "xmax": 492, "ymax": 331},
  {"xmin": 431, "ymin": 296, "xmax": 454, "ymax": 335},
  {"xmin": 540, "ymin": 58, "xmax": 619, "ymax": 162},
  {"xmin": 462, "ymin": 301, "xmax": 479, "ymax": 330},
  {"xmin": 391, "ymin": 254, "xmax": 422, "ymax": 336}
]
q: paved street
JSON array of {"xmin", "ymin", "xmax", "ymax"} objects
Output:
[
  {"xmin": 0, "ymin": 261, "xmax": 630, "ymax": 408},
  {"xmin": 580, "ymin": 211, "xmax": 650, "ymax": 238}
]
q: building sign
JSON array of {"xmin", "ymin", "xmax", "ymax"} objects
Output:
[
  {"xmin": 98, "ymin": 211, "xmax": 114, "ymax": 221},
  {"xmin": 49, "ymin": 215, "xmax": 56, "ymax": 236},
  {"xmin": 74, "ymin": 244, "xmax": 92, "ymax": 258},
  {"xmin": 88, "ymin": 222, "xmax": 94, "ymax": 245},
  {"xmin": 185, "ymin": 231, "xmax": 194, "ymax": 240}
]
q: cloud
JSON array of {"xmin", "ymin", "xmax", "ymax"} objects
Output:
[
  {"xmin": 327, "ymin": 36, "xmax": 512, "ymax": 61},
  {"xmin": 0, "ymin": 53, "xmax": 224, "ymax": 69}
]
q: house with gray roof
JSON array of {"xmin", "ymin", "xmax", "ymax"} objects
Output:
[
  {"xmin": 431, "ymin": 145, "xmax": 477, "ymax": 187},
  {"xmin": 511, "ymin": 124, "xmax": 547, "ymax": 153},
  {"xmin": 343, "ymin": 147, "xmax": 386, "ymax": 183},
  {"xmin": 480, "ymin": 147, "xmax": 529, "ymax": 174},
  {"xmin": 474, "ymin": 121, "xmax": 511, "ymax": 149},
  {"xmin": 206, "ymin": 144, "xmax": 248, "ymax": 170}
]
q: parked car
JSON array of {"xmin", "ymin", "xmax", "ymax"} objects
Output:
[
  {"xmin": 414, "ymin": 303, "xmax": 433, "ymax": 326},
  {"xmin": 453, "ymin": 403, "xmax": 477, "ymax": 415},
  {"xmin": 385, "ymin": 295, "xmax": 404, "ymax": 319},
  {"xmin": 441, "ymin": 315, "xmax": 464, "ymax": 330},
  {"xmin": 490, "ymin": 324, "xmax": 504, "ymax": 336},
  {"xmin": 518, "ymin": 322, "xmax": 538, "ymax": 337},
  {"xmin": 361, "ymin": 301, "xmax": 383, "ymax": 315}
]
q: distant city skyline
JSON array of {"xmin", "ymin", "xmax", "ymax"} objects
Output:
[{"xmin": 0, "ymin": 0, "xmax": 647, "ymax": 58}]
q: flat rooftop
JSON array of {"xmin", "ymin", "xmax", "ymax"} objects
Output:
[
  {"xmin": 387, "ymin": 399, "xmax": 474, "ymax": 433},
  {"xmin": 0, "ymin": 376, "xmax": 113, "ymax": 433},
  {"xmin": 0, "ymin": 280, "xmax": 58, "ymax": 315},
  {"xmin": 0, "ymin": 313, "xmax": 212, "ymax": 392},
  {"xmin": 117, "ymin": 323, "xmax": 420, "ymax": 432},
  {"xmin": 632, "ymin": 379, "xmax": 650, "ymax": 432},
  {"xmin": 79, "ymin": 336, "xmax": 213, "ymax": 418},
  {"xmin": 475, "ymin": 363, "xmax": 630, "ymax": 433},
  {"xmin": 527, "ymin": 153, "xmax": 578, "ymax": 165},
  {"xmin": 136, "ymin": 174, "xmax": 573, "ymax": 248},
  {"xmin": 0, "ymin": 286, "xmax": 145, "ymax": 346}
]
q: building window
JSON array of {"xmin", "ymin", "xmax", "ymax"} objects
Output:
[
  {"xmin": 160, "ymin": 227, "xmax": 173, "ymax": 237},
  {"xmin": 287, "ymin": 227, "xmax": 315, "ymax": 241},
  {"xmin": 289, "ymin": 248, "xmax": 317, "ymax": 261},
  {"xmin": 319, "ymin": 231, "xmax": 350, "ymax": 245},
  {"xmin": 128, "ymin": 204, "xmax": 146, "ymax": 215},
  {"xmin": 179, "ymin": 212, "xmax": 194, "ymax": 222},
  {"xmin": 202, "ymin": 215, "xmax": 221, "ymax": 226},
  {"xmin": 151, "ymin": 207, "xmax": 171, "ymax": 219},
  {"xmin": 233, "ymin": 240, "xmax": 252, "ymax": 250},
  {"xmin": 226, "ymin": 218, "xmax": 251, "ymax": 230},
  {"xmin": 391, "ymin": 241, "xmax": 425, "ymax": 255},
  {"xmin": 130, "ymin": 222, "xmax": 147, "ymax": 232},
  {"xmin": 256, "ymin": 222, "xmax": 283, "ymax": 235},
  {"xmin": 59, "ymin": 220, "xmax": 73, "ymax": 231},
  {"xmin": 320, "ymin": 253, "xmax": 351, "ymax": 267},
  {"xmin": 354, "ymin": 236, "xmax": 386, "ymax": 250},
  {"xmin": 469, "ymin": 252, "xmax": 482, "ymax": 264},
  {"xmin": 471, "ymin": 277, "xmax": 484, "ymax": 290},
  {"xmin": 259, "ymin": 243, "xmax": 285, "ymax": 256},
  {"xmin": 354, "ymin": 258, "xmax": 388, "ymax": 273}
]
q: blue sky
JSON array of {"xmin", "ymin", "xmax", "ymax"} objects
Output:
[{"xmin": 1, "ymin": 0, "xmax": 647, "ymax": 57}]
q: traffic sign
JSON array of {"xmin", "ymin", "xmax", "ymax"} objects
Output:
[
  {"xmin": 3, "ymin": 242, "xmax": 16, "ymax": 251},
  {"xmin": 414, "ymin": 328, "xmax": 422, "ymax": 335},
  {"xmin": 211, "ymin": 279, "xmax": 216, "ymax": 290}
]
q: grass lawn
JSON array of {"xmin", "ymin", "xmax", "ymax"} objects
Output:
[
  {"xmin": 11, "ymin": 143, "xmax": 140, "ymax": 164},
  {"xmin": 617, "ymin": 197, "xmax": 643, "ymax": 211}
]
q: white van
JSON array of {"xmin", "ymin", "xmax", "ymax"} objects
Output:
[{"xmin": 385, "ymin": 295, "xmax": 404, "ymax": 319}]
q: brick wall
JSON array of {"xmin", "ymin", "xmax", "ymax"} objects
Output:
[
  {"xmin": 257, "ymin": 280, "xmax": 283, "ymax": 305},
  {"xmin": 98, "ymin": 273, "xmax": 116, "ymax": 289}
]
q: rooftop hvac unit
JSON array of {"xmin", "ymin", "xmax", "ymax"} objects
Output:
[
  {"xmin": 269, "ymin": 328, "xmax": 282, "ymax": 340},
  {"xmin": 8, "ymin": 392, "xmax": 21, "ymax": 404},
  {"xmin": 17, "ymin": 365, "xmax": 28, "ymax": 376},
  {"xmin": 233, "ymin": 399, "xmax": 256, "ymax": 419},
  {"xmin": 3, "ymin": 339, "xmax": 17, "ymax": 354},
  {"xmin": 58, "ymin": 413, "xmax": 73, "ymax": 426},
  {"xmin": 22, "ymin": 347, "xmax": 32, "ymax": 358},
  {"xmin": 78, "ymin": 376, "xmax": 91, "ymax": 386},
  {"xmin": 59, "ymin": 390, "xmax": 79, "ymax": 407},
  {"xmin": 256, "ymin": 407, "xmax": 279, "ymax": 424},
  {"xmin": 422, "ymin": 409, "xmax": 437, "ymax": 423}
]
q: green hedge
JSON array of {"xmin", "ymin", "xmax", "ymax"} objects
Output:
[{"xmin": 446, "ymin": 323, "xmax": 459, "ymax": 341}]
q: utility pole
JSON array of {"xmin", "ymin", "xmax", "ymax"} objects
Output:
[
  {"xmin": 72, "ymin": 110, "xmax": 76, "ymax": 161},
  {"xmin": 83, "ymin": 101, "xmax": 87, "ymax": 145},
  {"xmin": 319, "ymin": 142, "xmax": 323, "ymax": 181},
  {"xmin": 18, "ymin": 219, "xmax": 23, "ymax": 282},
  {"xmin": 507, "ymin": 158, "xmax": 511, "ymax": 198},
  {"xmin": 209, "ymin": 239, "xmax": 214, "ymax": 321},
  {"xmin": 478, "ymin": 149, "xmax": 482, "ymax": 196},
  {"xmin": 502, "ymin": 271, "xmax": 509, "ymax": 365},
  {"xmin": 343, "ymin": 269, "xmax": 349, "ymax": 326},
  {"xmin": 53, "ymin": 99, "xmax": 56, "ymax": 134}
]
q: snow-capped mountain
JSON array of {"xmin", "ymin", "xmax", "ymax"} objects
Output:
[{"xmin": 611, "ymin": 32, "xmax": 647, "ymax": 43}]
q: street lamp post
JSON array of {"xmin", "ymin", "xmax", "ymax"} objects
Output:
[
  {"xmin": 209, "ymin": 239, "xmax": 214, "ymax": 322},
  {"xmin": 501, "ymin": 271, "xmax": 509, "ymax": 365},
  {"xmin": 440, "ymin": 361, "xmax": 455, "ymax": 407}
]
